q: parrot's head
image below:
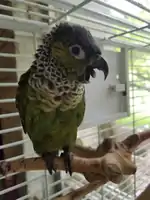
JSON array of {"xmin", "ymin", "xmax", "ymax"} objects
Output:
[{"xmin": 51, "ymin": 22, "xmax": 109, "ymax": 83}]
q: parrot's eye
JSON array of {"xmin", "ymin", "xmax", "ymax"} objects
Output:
[{"xmin": 69, "ymin": 45, "xmax": 85, "ymax": 60}]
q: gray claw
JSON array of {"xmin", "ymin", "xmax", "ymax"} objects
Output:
[
  {"xmin": 42, "ymin": 152, "xmax": 57, "ymax": 175},
  {"xmin": 61, "ymin": 147, "xmax": 73, "ymax": 176}
]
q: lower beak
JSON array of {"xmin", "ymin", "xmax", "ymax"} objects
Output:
[{"xmin": 91, "ymin": 56, "xmax": 109, "ymax": 80}]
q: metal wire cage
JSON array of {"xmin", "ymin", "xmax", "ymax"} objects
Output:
[{"xmin": 0, "ymin": 0, "xmax": 150, "ymax": 199}]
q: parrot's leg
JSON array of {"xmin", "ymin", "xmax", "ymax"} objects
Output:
[
  {"xmin": 61, "ymin": 146, "xmax": 72, "ymax": 176},
  {"xmin": 42, "ymin": 151, "xmax": 58, "ymax": 175}
]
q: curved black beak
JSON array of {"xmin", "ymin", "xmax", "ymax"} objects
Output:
[
  {"xmin": 78, "ymin": 55, "xmax": 109, "ymax": 83},
  {"xmin": 91, "ymin": 56, "xmax": 109, "ymax": 80}
]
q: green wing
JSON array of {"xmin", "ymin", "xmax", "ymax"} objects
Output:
[
  {"xmin": 16, "ymin": 69, "xmax": 31, "ymax": 133},
  {"xmin": 25, "ymin": 94, "xmax": 85, "ymax": 154},
  {"xmin": 76, "ymin": 93, "xmax": 85, "ymax": 127}
]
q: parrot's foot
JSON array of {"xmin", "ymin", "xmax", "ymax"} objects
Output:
[
  {"xmin": 42, "ymin": 152, "xmax": 57, "ymax": 175},
  {"xmin": 61, "ymin": 146, "xmax": 73, "ymax": 176}
]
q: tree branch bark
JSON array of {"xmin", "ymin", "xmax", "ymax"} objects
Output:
[{"xmin": 0, "ymin": 130, "xmax": 150, "ymax": 200}]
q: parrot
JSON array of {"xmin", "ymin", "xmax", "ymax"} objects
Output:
[{"xmin": 15, "ymin": 22, "xmax": 109, "ymax": 176}]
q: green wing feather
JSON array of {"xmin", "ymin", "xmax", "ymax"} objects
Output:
[
  {"xmin": 24, "ymin": 94, "xmax": 85, "ymax": 154},
  {"xmin": 16, "ymin": 71, "xmax": 85, "ymax": 155},
  {"xmin": 76, "ymin": 93, "xmax": 85, "ymax": 127},
  {"xmin": 16, "ymin": 69, "xmax": 31, "ymax": 134}
]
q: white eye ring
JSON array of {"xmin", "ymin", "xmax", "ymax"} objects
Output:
[{"xmin": 69, "ymin": 44, "xmax": 85, "ymax": 60}]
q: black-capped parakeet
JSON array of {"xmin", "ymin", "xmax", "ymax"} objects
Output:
[{"xmin": 16, "ymin": 22, "xmax": 109, "ymax": 176}]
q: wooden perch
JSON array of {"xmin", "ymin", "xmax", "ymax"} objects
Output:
[
  {"xmin": 0, "ymin": 129, "xmax": 150, "ymax": 200},
  {"xmin": 54, "ymin": 130, "xmax": 150, "ymax": 200},
  {"xmin": 74, "ymin": 130, "xmax": 150, "ymax": 158},
  {"xmin": 0, "ymin": 156, "xmax": 105, "ymax": 175}
]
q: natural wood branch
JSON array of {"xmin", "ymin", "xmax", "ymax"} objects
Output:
[
  {"xmin": 73, "ymin": 145, "xmax": 100, "ymax": 158},
  {"xmin": 0, "ymin": 129, "xmax": 150, "ymax": 200},
  {"xmin": 73, "ymin": 138, "xmax": 115, "ymax": 158},
  {"xmin": 1, "ymin": 130, "xmax": 149, "ymax": 176},
  {"xmin": 123, "ymin": 130, "xmax": 150, "ymax": 151},
  {"xmin": 73, "ymin": 138, "xmax": 118, "ymax": 158},
  {"xmin": 73, "ymin": 130, "xmax": 150, "ymax": 159},
  {"xmin": 0, "ymin": 147, "xmax": 136, "ymax": 180},
  {"xmin": 0, "ymin": 156, "xmax": 106, "ymax": 175},
  {"xmin": 57, "ymin": 130, "xmax": 150, "ymax": 200}
]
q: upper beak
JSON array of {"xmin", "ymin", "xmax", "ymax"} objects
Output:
[{"xmin": 91, "ymin": 55, "xmax": 109, "ymax": 80}]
